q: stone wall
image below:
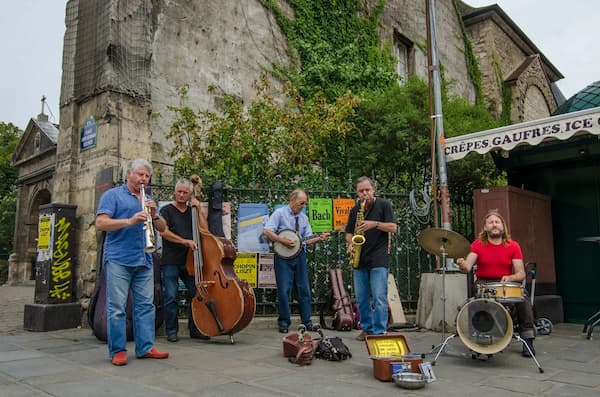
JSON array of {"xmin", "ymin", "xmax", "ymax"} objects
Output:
[
  {"xmin": 465, "ymin": 12, "xmax": 557, "ymax": 121},
  {"xmin": 56, "ymin": 91, "xmax": 153, "ymax": 301},
  {"xmin": 149, "ymin": 0, "xmax": 290, "ymax": 166},
  {"xmin": 380, "ymin": 0, "xmax": 475, "ymax": 102}
]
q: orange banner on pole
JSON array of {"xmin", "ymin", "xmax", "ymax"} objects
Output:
[{"xmin": 333, "ymin": 198, "xmax": 356, "ymax": 231}]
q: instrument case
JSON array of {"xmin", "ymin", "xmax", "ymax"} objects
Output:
[{"xmin": 364, "ymin": 333, "xmax": 422, "ymax": 381}]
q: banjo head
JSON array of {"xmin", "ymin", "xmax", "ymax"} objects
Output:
[{"xmin": 273, "ymin": 229, "xmax": 302, "ymax": 259}]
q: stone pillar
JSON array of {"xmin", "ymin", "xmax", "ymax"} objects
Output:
[{"xmin": 24, "ymin": 203, "xmax": 81, "ymax": 331}]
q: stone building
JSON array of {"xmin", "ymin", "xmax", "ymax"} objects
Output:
[
  {"xmin": 9, "ymin": 1, "xmax": 564, "ymax": 310},
  {"xmin": 9, "ymin": 109, "xmax": 57, "ymax": 283}
]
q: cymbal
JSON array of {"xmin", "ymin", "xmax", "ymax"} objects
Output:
[{"xmin": 418, "ymin": 228, "xmax": 470, "ymax": 258}]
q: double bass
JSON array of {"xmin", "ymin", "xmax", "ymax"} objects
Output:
[{"xmin": 186, "ymin": 175, "xmax": 255, "ymax": 343}]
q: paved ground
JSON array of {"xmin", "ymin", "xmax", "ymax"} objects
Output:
[{"xmin": 1, "ymin": 283, "xmax": 599, "ymax": 396}]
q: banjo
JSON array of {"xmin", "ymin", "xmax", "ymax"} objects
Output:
[{"xmin": 273, "ymin": 229, "xmax": 323, "ymax": 259}]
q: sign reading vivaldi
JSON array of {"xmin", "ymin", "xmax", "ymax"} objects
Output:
[
  {"xmin": 444, "ymin": 106, "xmax": 600, "ymax": 162},
  {"xmin": 333, "ymin": 198, "xmax": 355, "ymax": 231}
]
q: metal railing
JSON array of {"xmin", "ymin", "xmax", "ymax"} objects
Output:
[{"xmin": 150, "ymin": 182, "xmax": 473, "ymax": 315}]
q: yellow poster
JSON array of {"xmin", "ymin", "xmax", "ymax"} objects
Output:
[
  {"xmin": 333, "ymin": 198, "xmax": 356, "ymax": 231},
  {"xmin": 234, "ymin": 252, "xmax": 258, "ymax": 288},
  {"xmin": 38, "ymin": 215, "xmax": 52, "ymax": 251}
]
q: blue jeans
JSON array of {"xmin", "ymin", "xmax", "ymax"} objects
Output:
[
  {"xmin": 105, "ymin": 260, "xmax": 155, "ymax": 357},
  {"xmin": 274, "ymin": 250, "xmax": 312, "ymax": 328},
  {"xmin": 354, "ymin": 266, "xmax": 388, "ymax": 335},
  {"xmin": 161, "ymin": 264, "xmax": 201, "ymax": 337}
]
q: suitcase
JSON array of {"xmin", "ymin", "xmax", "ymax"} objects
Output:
[{"xmin": 364, "ymin": 333, "xmax": 423, "ymax": 381}]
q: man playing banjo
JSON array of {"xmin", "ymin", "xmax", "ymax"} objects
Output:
[{"xmin": 263, "ymin": 189, "xmax": 330, "ymax": 334}]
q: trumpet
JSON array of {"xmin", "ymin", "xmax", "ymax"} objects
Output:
[
  {"xmin": 350, "ymin": 199, "xmax": 366, "ymax": 268},
  {"xmin": 140, "ymin": 184, "xmax": 156, "ymax": 253}
]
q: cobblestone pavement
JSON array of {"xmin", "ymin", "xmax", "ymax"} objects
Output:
[
  {"xmin": 0, "ymin": 283, "xmax": 35, "ymax": 333},
  {"xmin": 1, "ymin": 284, "xmax": 599, "ymax": 396}
]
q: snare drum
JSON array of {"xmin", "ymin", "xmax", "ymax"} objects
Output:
[{"xmin": 477, "ymin": 282, "xmax": 524, "ymax": 303}]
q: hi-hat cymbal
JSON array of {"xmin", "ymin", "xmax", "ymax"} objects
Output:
[{"xmin": 418, "ymin": 228, "xmax": 470, "ymax": 258}]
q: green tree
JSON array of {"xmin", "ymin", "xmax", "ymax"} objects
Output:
[
  {"xmin": 0, "ymin": 189, "xmax": 16, "ymax": 256},
  {"xmin": 166, "ymin": 76, "xmax": 359, "ymax": 185},
  {"xmin": 0, "ymin": 122, "xmax": 21, "ymax": 256},
  {"xmin": 0, "ymin": 122, "xmax": 20, "ymax": 199},
  {"xmin": 443, "ymin": 96, "xmax": 505, "ymax": 201}
]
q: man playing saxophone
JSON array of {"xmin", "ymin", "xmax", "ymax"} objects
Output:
[
  {"xmin": 345, "ymin": 176, "xmax": 397, "ymax": 341},
  {"xmin": 96, "ymin": 158, "xmax": 169, "ymax": 366}
]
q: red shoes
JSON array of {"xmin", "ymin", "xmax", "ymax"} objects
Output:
[
  {"xmin": 111, "ymin": 347, "xmax": 168, "ymax": 365},
  {"xmin": 139, "ymin": 347, "xmax": 169, "ymax": 359},
  {"xmin": 111, "ymin": 351, "xmax": 128, "ymax": 366}
]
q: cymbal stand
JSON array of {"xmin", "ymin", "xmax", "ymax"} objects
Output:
[
  {"xmin": 428, "ymin": 240, "xmax": 456, "ymax": 360},
  {"xmin": 513, "ymin": 334, "xmax": 544, "ymax": 373}
]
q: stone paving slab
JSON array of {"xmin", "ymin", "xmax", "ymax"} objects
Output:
[{"xmin": 1, "ymin": 284, "xmax": 599, "ymax": 396}]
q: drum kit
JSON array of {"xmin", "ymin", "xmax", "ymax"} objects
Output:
[{"xmin": 417, "ymin": 227, "xmax": 544, "ymax": 373}]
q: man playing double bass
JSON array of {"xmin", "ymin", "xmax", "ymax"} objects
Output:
[{"xmin": 159, "ymin": 178, "xmax": 210, "ymax": 342}]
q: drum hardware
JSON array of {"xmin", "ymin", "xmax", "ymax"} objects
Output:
[
  {"xmin": 418, "ymin": 228, "xmax": 470, "ymax": 352},
  {"xmin": 524, "ymin": 262, "xmax": 553, "ymax": 336},
  {"xmin": 431, "ymin": 297, "xmax": 544, "ymax": 373}
]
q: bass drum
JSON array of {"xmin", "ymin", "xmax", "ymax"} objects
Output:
[{"xmin": 456, "ymin": 298, "xmax": 513, "ymax": 355}]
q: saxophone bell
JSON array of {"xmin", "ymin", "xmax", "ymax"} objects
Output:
[{"xmin": 351, "ymin": 234, "xmax": 366, "ymax": 246}]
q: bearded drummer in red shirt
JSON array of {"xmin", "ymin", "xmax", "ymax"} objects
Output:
[{"xmin": 457, "ymin": 210, "xmax": 536, "ymax": 357}]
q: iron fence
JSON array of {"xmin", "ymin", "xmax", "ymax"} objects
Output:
[{"xmin": 150, "ymin": 182, "xmax": 473, "ymax": 316}]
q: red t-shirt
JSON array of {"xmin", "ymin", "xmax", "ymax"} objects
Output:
[{"xmin": 471, "ymin": 239, "xmax": 523, "ymax": 280}]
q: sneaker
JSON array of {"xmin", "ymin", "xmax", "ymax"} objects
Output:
[
  {"xmin": 278, "ymin": 327, "xmax": 289, "ymax": 334},
  {"xmin": 111, "ymin": 351, "xmax": 128, "ymax": 366},
  {"xmin": 167, "ymin": 334, "xmax": 179, "ymax": 342},
  {"xmin": 139, "ymin": 347, "xmax": 169, "ymax": 359},
  {"xmin": 522, "ymin": 338, "xmax": 535, "ymax": 357},
  {"xmin": 355, "ymin": 331, "xmax": 368, "ymax": 341}
]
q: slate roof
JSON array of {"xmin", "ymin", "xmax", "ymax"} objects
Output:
[{"xmin": 32, "ymin": 117, "xmax": 58, "ymax": 144}]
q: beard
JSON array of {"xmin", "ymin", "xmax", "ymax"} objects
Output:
[{"xmin": 487, "ymin": 228, "xmax": 503, "ymax": 239}]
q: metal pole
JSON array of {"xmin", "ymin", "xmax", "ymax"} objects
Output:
[
  {"xmin": 427, "ymin": 0, "xmax": 452, "ymax": 231},
  {"xmin": 425, "ymin": 0, "xmax": 440, "ymax": 270}
]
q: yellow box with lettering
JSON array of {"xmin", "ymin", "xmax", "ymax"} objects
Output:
[{"xmin": 364, "ymin": 333, "xmax": 423, "ymax": 381}]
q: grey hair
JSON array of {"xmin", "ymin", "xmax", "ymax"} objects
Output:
[
  {"xmin": 289, "ymin": 189, "xmax": 306, "ymax": 201},
  {"xmin": 356, "ymin": 176, "xmax": 373, "ymax": 187},
  {"xmin": 127, "ymin": 159, "xmax": 152, "ymax": 175},
  {"xmin": 175, "ymin": 178, "xmax": 193, "ymax": 191}
]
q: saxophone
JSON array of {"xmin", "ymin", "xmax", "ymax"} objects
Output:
[
  {"xmin": 140, "ymin": 184, "xmax": 156, "ymax": 253},
  {"xmin": 350, "ymin": 199, "xmax": 366, "ymax": 268}
]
